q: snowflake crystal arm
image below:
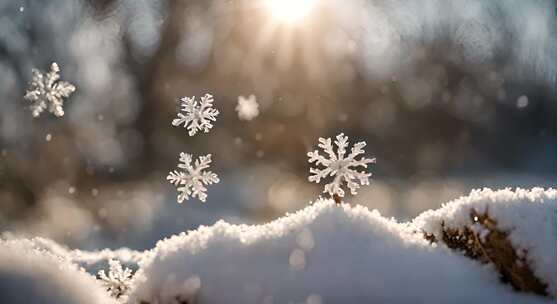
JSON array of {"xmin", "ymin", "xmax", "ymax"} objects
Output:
[
  {"xmin": 307, "ymin": 133, "xmax": 376, "ymax": 198},
  {"xmin": 97, "ymin": 259, "xmax": 133, "ymax": 299},
  {"xmin": 24, "ymin": 62, "xmax": 76, "ymax": 118},
  {"xmin": 167, "ymin": 153, "xmax": 220, "ymax": 203},
  {"xmin": 172, "ymin": 94, "xmax": 219, "ymax": 136}
]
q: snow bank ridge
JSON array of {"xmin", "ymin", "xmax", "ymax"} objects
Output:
[
  {"xmin": 1, "ymin": 188, "xmax": 555, "ymax": 304},
  {"xmin": 130, "ymin": 188, "xmax": 556, "ymax": 304}
]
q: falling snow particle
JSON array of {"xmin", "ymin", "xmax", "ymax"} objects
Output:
[
  {"xmin": 68, "ymin": 186, "xmax": 76, "ymax": 194},
  {"xmin": 236, "ymin": 94, "xmax": 260, "ymax": 121},
  {"xmin": 24, "ymin": 62, "xmax": 76, "ymax": 118},
  {"xmin": 517, "ymin": 95, "xmax": 529, "ymax": 109},
  {"xmin": 45, "ymin": 134, "xmax": 52, "ymax": 142},
  {"xmin": 308, "ymin": 133, "xmax": 376, "ymax": 198},
  {"xmin": 172, "ymin": 94, "xmax": 219, "ymax": 136},
  {"xmin": 167, "ymin": 153, "xmax": 220, "ymax": 203}
]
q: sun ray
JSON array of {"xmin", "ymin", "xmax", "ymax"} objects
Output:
[{"xmin": 263, "ymin": 0, "xmax": 317, "ymax": 24}]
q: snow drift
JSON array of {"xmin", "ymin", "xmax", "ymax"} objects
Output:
[
  {"xmin": 0, "ymin": 240, "xmax": 117, "ymax": 304},
  {"xmin": 414, "ymin": 188, "xmax": 557, "ymax": 297},
  {"xmin": 0, "ymin": 188, "xmax": 555, "ymax": 303},
  {"xmin": 129, "ymin": 189, "xmax": 556, "ymax": 304}
]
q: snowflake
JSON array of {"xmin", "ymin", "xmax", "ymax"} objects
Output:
[
  {"xmin": 235, "ymin": 94, "xmax": 259, "ymax": 121},
  {"xmin": 24, "ymin": 62, "xmax": 76, "ymax": 118},
  {"xmin": 97, "ymin": 259, "xmax": 133, "ymax": 300},
  {"xmin": 167, "ymin": 153, "xmax": 220, "ymax": 203},
  {"xmin": 172, "ymin": 93, "xmax": 219, "ymax": 136},
  {"xmin": 307, "ymin": 133, "xmax": 376, "ymax": 199}
]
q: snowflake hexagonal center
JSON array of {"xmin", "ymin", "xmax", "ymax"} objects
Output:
[{"xmin": 330, "ymin": 159, "xmax": 350, "ymax": 172}]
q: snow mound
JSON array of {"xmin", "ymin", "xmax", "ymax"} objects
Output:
[
  {"xmin": 0, "ymin": 235, "xmax": 143, "ymax": 267},
  {"xmin": 414, "ymin": 187, "xmax": 557, "ymax": 297},
  {"xmin": 128, "ymin": 198, "xmax": 549, "ymax": 304},
  {"xmin": 0, "ymin": 241, "xmax": 117, "ymax": 304}
]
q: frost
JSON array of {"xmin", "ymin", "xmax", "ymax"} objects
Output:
[
  {"xmin": 23, "ymin": 62, "xmax": 76, "ymax": 118},
  {"xmin": 235, "ymin": 94, "xmax": 259, "ymax": 121},
  {"xmin": 172, "ymin": 93, "xmax": 219, "ymax": 136},
  {"xmin": 167, "ymin": 153, "xmax": 220, "ymax": 203},
  {"xmin": 307, "ymin": 133, "xmax": 376, "ymax": 198},
  {"xmin": 98, "ymin": 259, "xmax": 133, "ymax": 300}
]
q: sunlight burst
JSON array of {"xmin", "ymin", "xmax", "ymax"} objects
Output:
[{"xmin": 264, "ymin": 0, "xmax": 317, "ymax": 24}]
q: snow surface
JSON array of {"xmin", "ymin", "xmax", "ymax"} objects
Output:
[
  {"xmin": 0, "ymin": 235, "xmax": 143, "ymax": 266},
  {"xmin": 0, "ymin": 240, "xmax": 117, "ymax": 304},
  {"xmin": 1, "ymin": 188, "xmax": 555, "ymax": 303},
  {"xmin": 414, "ymin": 187, "xmax": 557, "ymax": 297},
  {"xmin": 128, "ymin": 197, "xmax": 550, "ymax": 304}
]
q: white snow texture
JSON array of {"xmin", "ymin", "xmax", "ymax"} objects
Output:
[
  {"xmin": 1, "ymin": 188, "xmax": 556, "ymax": 303},
  {"xmin": 414, "ymin": 187, "xmax": 557, "ymax": 298},
  {"xmin": 0, "ymin": 240, "xmax": 117, "ymax": 304},
  {"xmin": 129, "ymin": 189, "xmax": 556, "ymax": 304}
]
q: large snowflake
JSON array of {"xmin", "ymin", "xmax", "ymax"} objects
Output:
[
  {"xmin": 172, "ymin": 93, "xmax": 219, "ymax": 136},
  {"xmin": 167, "ymin": 153, "xmax": 220, "ymax": 203},
  {"xmin": 97, "ymin": 259, "xmax": 133, "ymax": 300},
  {"xmin": 307, "ymin": 133, "xmax": 376, "ymax": 199},
  {"xmin": 24, "ymin": 62, "xmax": 76, "ymax": 118}
]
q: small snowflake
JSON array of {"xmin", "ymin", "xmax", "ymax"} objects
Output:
[
  {"xmin": 307, "ymin": 133, "xmax": 376, "ymax": 199},
  {"xmin": 235, "ymin": 94, "xmax": 259, "ymax": 121},
  {"xmin": 97, "ymin": 259, "xmax": 133, "ymax": 300},
  {"xmin": 167, "ymin": 153, "xmax": 220, "ymax": 203},
  {"xmin": 172, "ymin": 93, "xmax": 219, "ymax": 136},
  {"xmin": 24, "ymin": 62, "xmax": 76, "ymax": 118}
]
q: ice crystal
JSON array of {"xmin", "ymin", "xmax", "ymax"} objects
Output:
[
  {"xmin": 97, "ymin": 259, "xmax": 133, "ymax": 300},
  {"xmin": 167, "ymin": 153, "xmax": 220, "ymax": 203},
  {"xmin": 24, "ymin": 62, "xmax": 76, "ymax": 118},
  {"xmin": 307, "ymin": 133, "xmax": 375, "ymax": 198},
  {"xmin": 235, "ymin": 94, "xmax": 259, "ymax": 121},
  {"xmin": 172, "ymin": 93, "xmax": 219, "ymax": 136}
]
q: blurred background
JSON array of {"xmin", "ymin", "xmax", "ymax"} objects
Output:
[{"xmin": 0, "ymin": 0, "xmax": 556, "ymax": 250}]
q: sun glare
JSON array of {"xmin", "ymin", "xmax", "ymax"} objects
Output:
[{"xmin": 264, "ymin": 0, "xmax": 317, "ymax": 24}]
